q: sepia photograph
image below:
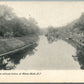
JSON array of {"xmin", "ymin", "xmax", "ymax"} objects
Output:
[{"xmin": 0, "ymin": 1, "xmax": 84, "ymax": 70}]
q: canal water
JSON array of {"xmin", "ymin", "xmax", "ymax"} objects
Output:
[{"xmin": 15, "ymin": 36, "xmax": 80, "ymax": 70}]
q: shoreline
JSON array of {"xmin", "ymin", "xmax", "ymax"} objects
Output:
[
  {"xmin": 0, "ymin": 42, "xmax": 37, "ymax": 57},
  {"xmin": 0, "ymin": 35, "xmax": 39, "ymax": 57}
]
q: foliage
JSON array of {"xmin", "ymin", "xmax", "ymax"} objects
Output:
[{"xmin": 0, "ymin": 5, "xmax": 40, "ymax": 37}]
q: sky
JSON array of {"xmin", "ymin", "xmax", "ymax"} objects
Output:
[{"xmin": 0, "ymin": 1, "xmax": 84, "ymax": 28}]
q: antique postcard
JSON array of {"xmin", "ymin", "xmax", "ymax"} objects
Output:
[{"xmin": 0, "ymin": 1, "xmax": 84, "ymax": 83}]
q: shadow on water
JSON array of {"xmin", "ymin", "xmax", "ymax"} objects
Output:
[{"xmin": 0, "ymin": 43, "xmax": 38, "ymax": 70}]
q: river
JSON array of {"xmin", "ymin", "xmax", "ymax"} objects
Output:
[{"xmin": 15, "ymin": 36, "xmax": 80, "ymax": 70}]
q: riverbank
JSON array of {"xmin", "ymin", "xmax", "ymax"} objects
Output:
[
  {"xmin": 0, "ymin": 35, "xmax": 39, "ymax": 55},
  {"xmin": 45, "ymin": 28, "xmax": 84, "ymax": 69}
]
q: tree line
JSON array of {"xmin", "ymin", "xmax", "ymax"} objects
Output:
[{"xmin": 0, "ymin": 5, "xmax": 40, "ymax": 38}]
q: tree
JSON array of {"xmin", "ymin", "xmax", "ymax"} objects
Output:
[
  {"xmin": 0, "ymin": 5, "xmax": 40, "ymax": 37},
  {"xmin": 0, "ymin": 5, "xmax": 16, "ymax": 20},
  {"xmin": 0, "ymin": 5, "xmax": 16, "ymax": 37}
]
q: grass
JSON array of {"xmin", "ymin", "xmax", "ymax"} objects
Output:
[
  {"xmin": 17, "ymin": 34, "xmax": 39, "ymax": 44},
  {"xmin": 0, "ymin": 34, "xmax": 39, "ymax": 55}
]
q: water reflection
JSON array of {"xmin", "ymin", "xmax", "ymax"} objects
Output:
[
  {"xmin": 16, "ymin": 36, "xmax": 80, "ymax": 70},
  {"xmin": 0, "ymin": 35, "xmax": 82, "ymax": 70},
  {"xmin": 0, "ymin": 43, "xmax": 38, "ymax": 70},
  {"xmin": 45, "ymin": 34, "xmax": 56, "ymax": 43},
  {"xmin": 46, "ymin": 34, "xmax": 84, "ymax": 70}
]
